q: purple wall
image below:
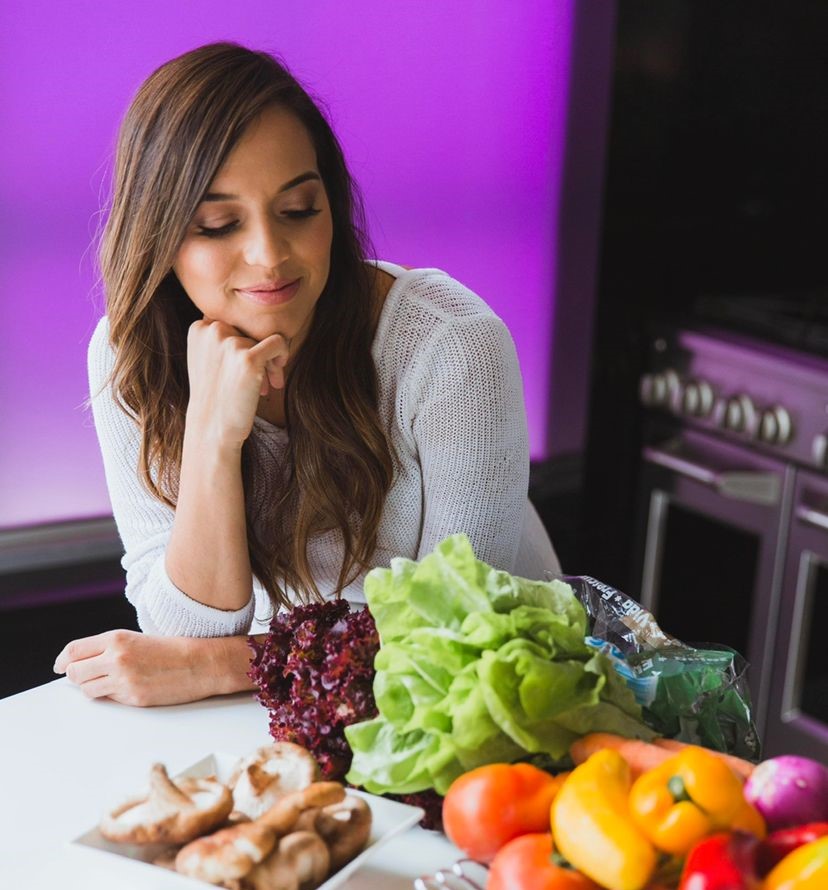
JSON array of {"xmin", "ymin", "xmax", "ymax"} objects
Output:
[{"xmin": 0, "ymin": 1, "xmax": 574, "ymax": 529}]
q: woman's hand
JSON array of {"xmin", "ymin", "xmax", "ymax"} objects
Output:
[
  {"xmin": 53, "ymin": 630, "xmax": 255, "ymax": 707},
  {"xmin": 185, "ymin": 318, "xmax": 290, "ymax": 449}
]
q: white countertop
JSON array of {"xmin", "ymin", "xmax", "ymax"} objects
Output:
[{"xmin": 0, "ymin": 679, "xmax": 463, "ymax": 888}]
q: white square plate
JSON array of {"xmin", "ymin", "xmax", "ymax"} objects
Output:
[{"xmin": 72, "ymin": 752, "xmax": 425, "ymax": 888}]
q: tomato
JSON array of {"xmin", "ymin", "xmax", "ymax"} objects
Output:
[
  {"xmin": 442, "ymin": 763, "xmax": 566, "ymax": 863},
  {"xmin": 488, "ymin": 833, "xmax": 601, "ymax": 890}
]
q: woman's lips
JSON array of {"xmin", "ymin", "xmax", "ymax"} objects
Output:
[{"xmin": 237, "ymin": 279, "xmax": 301, "ymax": 306}]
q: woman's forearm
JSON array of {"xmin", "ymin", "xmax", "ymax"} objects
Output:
[
  {"xmin": 163, "ymin": 321, "xmax": 293, "ymax": 613},
  {"xmin": 165, "ymin": 417, "xmax": 253, "ymax": 610}
]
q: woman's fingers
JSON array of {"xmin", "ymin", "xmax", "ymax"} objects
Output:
[
  {"xmin": 266, "ymin": 355, "xmax": 288, "ymax": 390},
  {"xmin": 56, "ymin": 634, "xmax": 117, "ymax": 700},
  {"xmin": 63, "ymin": 652, "xmax": 109, "ymax": 686},
  {"xmin": 258, "ymin": 356, "xmax": 287, "ymax": 396},
  {"xmin": 248, "ymin": 331, "xmax": 291, "ymax": 365},
  {"xmin": 53, "ymin": 632, "xmax": 108, "ymax": 673},
  {"xmin": 251, "ymin": 334, "xmax": 290, "ymax": 393},
  {"xmin": 77, "ymin": 675, "xmax": 116, "ymax": 701}
]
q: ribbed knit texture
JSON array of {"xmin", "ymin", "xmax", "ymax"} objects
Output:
[{"xmin": 88, "ymin": 261, "xmax": 560, "ymax": 637}]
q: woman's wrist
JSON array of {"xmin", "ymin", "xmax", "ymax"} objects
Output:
[
  {"xmin": 190, "ymin": 635, "xmax": 257, "ymax": 698},
  {"xmin": 184, "ymin": 409, "xmax": 247, "ymax": 457}
]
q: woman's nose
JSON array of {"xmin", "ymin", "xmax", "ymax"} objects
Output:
[{"xmin": 242, "ymin": 217, "xmax": 289, "ymax": 268}]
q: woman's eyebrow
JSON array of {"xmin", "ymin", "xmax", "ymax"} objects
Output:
[{"xmin": 201, "ymin": 171, "xmax": 321, "ymax": 202}]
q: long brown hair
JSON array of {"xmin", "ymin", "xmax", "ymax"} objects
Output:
[{"xmin": 99, "ymin": 42, "xmax": 394, "ymax": 610}]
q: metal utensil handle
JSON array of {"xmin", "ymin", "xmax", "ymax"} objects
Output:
[
  {"xmin": 643, "ymin": 445, "xmax": 781, "ymax": 506},
  {"xmin": 415, "ymin": 860, "xmax": 488, "ymax": 890},
  {"xmin": 643, "ymin": 446, "xmax": 717, "ymax": 486},
  {"xmin": 795, "ymin": 504, "xmax": 828, "ymax": 532}
]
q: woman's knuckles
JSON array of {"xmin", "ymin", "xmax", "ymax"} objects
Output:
[
  {"xmin": 122, "ymin": 687, "xmax": 152, "ymax": 708},
  {"xmin": 110, "ymin": 649, "xmax": 131, "ymax": 671},
  {"xmin": 188, "ymin": 319, "xmax": 208, "ymax": 339}
]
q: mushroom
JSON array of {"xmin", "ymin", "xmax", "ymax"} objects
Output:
[
  {"xmin": 291, "ymin": 808, "xmax": 321, "ymax": 833},
  {"xmin": 151, "ymin": 845, "xmax": 182, "ymax": 872},
  {"xmin": 175, "ymin": 782, "xmax": 345, "ymax": 885},
  {"xmin": 313, "ymin": 796, "xmax": 372, "ymax": 872},
  {"xmin": 175, "ymin": 821, "xmax": 277, "ymax": 884},
  {"xmin": 258, "ymin": 782, "xmax": 346, "ymax": 835},
  {"xmin": 99, "ymin": 763, "xmax": 233, "ymax": 844},
  {"xmin": 229, "ymin": 743, "xmax": 319, "ymax": 820},
  {"xmin": 227, "ymin": 831, "xmax": 330, "ymax": 890}
]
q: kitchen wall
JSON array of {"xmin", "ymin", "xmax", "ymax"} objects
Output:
[{"xmin": 0, "ymin": 0, "xmax": 580, "ymax": 529}]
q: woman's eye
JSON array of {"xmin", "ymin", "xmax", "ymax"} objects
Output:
[
  {"xmin": 283, "ymin": 208, "xmax": 322, "ymax": 220},
  {"xmin": 194, "ymin": 208, "xmax": 320, "ymax": 237},
  {"xmin": 196, "ymin": 221, "xmax": 238, "ymax": 238}
]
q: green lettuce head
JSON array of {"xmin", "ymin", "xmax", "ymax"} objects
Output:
[{"xmin": 345, "ymin": 534, "xmax": 653, "ymax": 795}]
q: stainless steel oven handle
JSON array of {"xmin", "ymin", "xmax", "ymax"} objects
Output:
[
  {"xmin": 795, "ymin": 505, "xmax": 828, "ymax": 532},
  {"xmin": 643, "ymin": 445, "xmax": 782, "ymax": 506}
]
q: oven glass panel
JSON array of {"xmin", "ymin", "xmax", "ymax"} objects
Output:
[
  {"xmin": 656, "ymin": 502, "xmax": 759, "ymax": 660},
  {"xmin": 799, "ymin": 557, "xmax": 828, "ymax": 723}
]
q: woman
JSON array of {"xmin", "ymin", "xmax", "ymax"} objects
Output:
[{"xmin": 54, "ymin": 42, "xmax": 560, "ymax": 705}]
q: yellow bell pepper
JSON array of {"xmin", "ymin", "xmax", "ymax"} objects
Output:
[
  {"xmin": 551, "ymin": 749, "xmax": 657, "ymax": 890},
  {"xmin": 629, "ymin": 745, "xmax": 765, "ymax": 856},
  {"xmin": 764, "ymin": 836, "xmax": 828, "ymax": 890}
]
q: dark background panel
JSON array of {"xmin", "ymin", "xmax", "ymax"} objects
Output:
[{"xmin": 580, "ymin": 0, "xmax": 828, "ymax": 590}]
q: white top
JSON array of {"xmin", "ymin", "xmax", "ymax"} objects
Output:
[{"xmin": 88, "ymin": 261, "xmax": 561, "ymax": 637}]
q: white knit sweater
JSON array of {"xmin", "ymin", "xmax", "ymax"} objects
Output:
[{"xmin": 88, "ymin": 261, "xmax": 560, "ymax": 637}]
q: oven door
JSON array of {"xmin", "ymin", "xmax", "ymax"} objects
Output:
[
  {"xmin": 764, "ymin": 469, "xmax": 828, "ymax": 760},
  {"xmin": 632, "ymin": 428, "xmax": 794, "ymax": 739}
]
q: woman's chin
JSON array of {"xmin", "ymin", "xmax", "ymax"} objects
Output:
[{"xmin": 236, "ymin": 320, "xmax": 294, "ymax": 344}]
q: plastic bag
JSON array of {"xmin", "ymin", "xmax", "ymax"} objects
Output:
[{"xmin": 563, "ymin": 574, "xmax": 761, "ymax": 760}]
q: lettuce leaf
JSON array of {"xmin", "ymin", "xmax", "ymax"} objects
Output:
[{"xmin": 346, "ymin": 534, "xmax": 655, "ymax": 795}]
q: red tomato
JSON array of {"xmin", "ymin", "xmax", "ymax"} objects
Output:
[
  {"xmin": 489, "ymin": 833, "xmax": 600, "ymax": 890},
  {"xmin": 442, "ymin": 763, "xmax": 566, "ymax": 863}
]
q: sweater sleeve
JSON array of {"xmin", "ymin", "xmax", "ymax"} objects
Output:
[
  {"xmin": 408, "ymin": 312, "xmax": 530, "ymax": 571},
  {"xmin": 87, "ymin": 317, "xmax": 256, "ymax": 637}
]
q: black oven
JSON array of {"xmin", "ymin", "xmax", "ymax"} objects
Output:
[
  {"xmin": 633, "ymin": 429, "xmax": 794, "ymax": 739},
  {"xmin": 633, "ymin": 327, "xmax": 828, "ymax": 758},
  {"xmin": 764, "ymin": 469, "xmax": 828, "ymax": 759}
]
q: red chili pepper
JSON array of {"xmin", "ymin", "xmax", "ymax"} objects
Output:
[
  {"xmin": 755, "ymin": 822, "xmax": 828, "ymax": 877},
  {"xmin": 678, "ymin": 832, "xmax": 762, "ymax": 890}
]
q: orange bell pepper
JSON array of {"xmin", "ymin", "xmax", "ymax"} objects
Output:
[{"xmin": 629, "ymin": 745, "xmax": 765, "ymax": 856}]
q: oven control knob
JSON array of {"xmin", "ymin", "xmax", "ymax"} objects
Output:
[
  {"xmin": 813, "ymin": 433, "xmax": 828, "ymax": 469},
  {"xmin": 758, "ymin": 406, "xmax": 794, "ymax": 446},
  {"xmin": 681, "ymin": 380, "xmax": 715, "ymax": 417},
  {"xmin": 720, "ymin": 394, "xmax": 758, "ymax": 435},
  {"xmin": 640, "ymin": 368, "xmax": 680, "ymax": 407},
  {"xmin": 640, "ymin": 373, "xmax": 667, "ymax": 406}
]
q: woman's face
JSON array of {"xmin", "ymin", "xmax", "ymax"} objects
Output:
[{"xmin": 173, "ymin": 104, "xmax": 334, "ymax": 346}]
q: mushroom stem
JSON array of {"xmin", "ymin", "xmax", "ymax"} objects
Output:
[{"xmin": 150, "ymin": 763, "xmax": 194, "ymax": 808}]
